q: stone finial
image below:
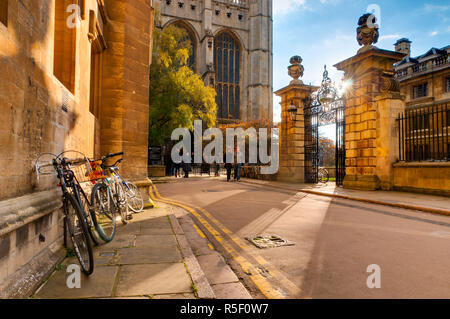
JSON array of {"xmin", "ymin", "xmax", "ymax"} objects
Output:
[
  {"xmin": 356, "ymin": 13, "xmax": 379, "ymax": 53},
  {"xmin": 288, "ymin": 56, "xmax": 304, "ymax": 85}
]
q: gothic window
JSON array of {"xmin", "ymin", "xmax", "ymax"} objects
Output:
[
  {"xmin": 168, "ymin": 22, "xmax": 196, "ymax": 70},
  {"xmin": 214, "ymin": 31, "xmax": 240, "ymax": 120}
]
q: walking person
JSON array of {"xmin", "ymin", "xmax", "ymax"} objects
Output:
[
  {"xmin": 215, "ymin": 162, "xmax": 220, "ymax": 177},
  {"xmin": 234, "ymin": 147, "xmax": 243, "ymax": 182},
  {"xmin": 224, "ymin": 149, "xmax": 233, "ymax": 182},
  {"xmin": 183, "ymin": 151, "xmax": 191, "ymax": 178}
]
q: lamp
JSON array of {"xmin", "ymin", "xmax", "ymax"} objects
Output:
[{"xmin": 287, "ymin": 100, "xmax": 298, "ymax": 122}]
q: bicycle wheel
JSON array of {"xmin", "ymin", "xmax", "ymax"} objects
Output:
[
  {"xmin": 64, "ymin": 194, "xmax": 94, "ymax": 276},
  {"xmin": 76, "ymin": 186, "xmax": 101, "ymax": 246},
  {"xmin": 91, "ymin": 183, "xmax": 117, "ymax": 242},
  {"xmin": 318, "ymin": 169, "xmax": 329, "ymax": 184},
  {"xmin": 125, "ymin": 182, "xmax": 144, "ymax": 213},
  {"xmin": 115, "ymin": 182, "xmax": 129, "ymax": 225}
]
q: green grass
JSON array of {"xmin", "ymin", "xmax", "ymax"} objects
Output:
[
  {"xmin": 55, "ymin": 264, "xmax": 65, "ymax": 271},
  {"xmin": 191, "ymin": 283, "xmax": 198, "ymax": 294},
  {"xmin": 65, "ymin": 248, "xmax": 76, "ymax": 258}
]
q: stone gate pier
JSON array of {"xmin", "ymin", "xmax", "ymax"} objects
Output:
[
  {"xmin": 334, "ymin": 14, "xmax": 406, "ymax": 190},
  {"xmin": 275, "ymin": 56, "xmax": 318, "ymax": 183}
]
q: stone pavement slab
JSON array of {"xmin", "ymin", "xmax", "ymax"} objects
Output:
[
  {"xmin": 212, "ymin": 282, "xmax": 253, "ymax": 299},
  {"xmin": 197, "ymin": 253, "xmax": 240, "ymax": 285},
  {"xmin": 114, "ymin": 246, "xmax": 182, "ymax": 265},
  {"xmin": 99, "ymin": 234, "xmax": 136, "ymax": 250},
  {"xmin": 134, "ymin": 234, "xmax": 178, "ymax": 248},
  {"xmin": 115, "ymin": 263, "xmax": 192, "ymax": 296},
  {"xmin": 141, "ymin": 227, "xmax": 175, "ymax": 235},
  {"xmin": 174, "ymin": 213, "xmax": 252, "ymax": 299},
  {"xmin": 32, "ymin": 205, "xmax": 217, "ymax": 299},
  {"xmin": 35, "ymin": 265, "xmax": 118, "ymax": 299},
  {"xmin": 152, "ymin": 293, "xmax": 196, "ymax": 299}
]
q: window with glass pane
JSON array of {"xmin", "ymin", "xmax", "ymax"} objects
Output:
[
  {"xmin": 214, "ymin": 32, "xmax": 240, "ymax": 120},
  {"xmin": 413, "ymin": 83, "xmax": 428, "ymax": 99}
]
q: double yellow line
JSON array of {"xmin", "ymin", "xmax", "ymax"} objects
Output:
[{"xmin": 149, "ymin": 183, "xmax": 303, "ymax": 299}]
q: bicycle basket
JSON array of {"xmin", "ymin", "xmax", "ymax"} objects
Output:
[{"xmin": 71, "ymin": 160, "xmax": 97, "ymax": 183}]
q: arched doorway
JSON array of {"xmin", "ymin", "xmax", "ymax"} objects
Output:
[
  {"xmin": 305, "ymin": 66, "xmax": 346, "ymax": 186},
  {"xmin": 214, "ymin": 31, "xmax": 241, "ymax": 121}
]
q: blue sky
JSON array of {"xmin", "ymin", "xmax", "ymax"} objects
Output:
[{"xmin": 272, "ymin": 0, "xmax": 450, "ymax": 138}]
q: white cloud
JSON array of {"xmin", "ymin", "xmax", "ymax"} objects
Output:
[
  {"xmin": 424, "ymin": 4, "xmax": 450, "ymax": 12},
  {"xmin": 273, "ymin": 0, "xmax": 307, "ymax": 16},
  {"xmin": 380, "ymin": 34, "xmax": 401, "ymax": 41},
  {"xmin": 430, "ymin": 31, "xmax": 439, "ymax": 36}
]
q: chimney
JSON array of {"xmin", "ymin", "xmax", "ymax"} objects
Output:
[{"xmin": 394, "ymin": 38, "xmax": 412, "ymax": 57}]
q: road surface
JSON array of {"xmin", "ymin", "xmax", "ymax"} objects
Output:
[{"xmin": 155, "ymin": 177, "xmax": 450, "ymax": 299}]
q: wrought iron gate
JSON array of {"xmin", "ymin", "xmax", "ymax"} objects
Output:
[
  {"xmin": 304, "ymin": 66, "xmax": 346, "ymax": 186},
  {"xmin": 335, "ymin": 100, "xmax": 346, "ymax": 186}
]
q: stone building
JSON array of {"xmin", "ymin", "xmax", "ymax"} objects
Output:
[
  {"xmin": 392, "ymin": 40, "xmax": 450, "ymax": 194},
  {"xmin": 0, "ymin": 0, "xmax": 154, "ymax": 297},
  {"xmin": 394, "ymin": 39, "xmax": 450, "ymax": 108},
  {"xmin": 154, "ymin": 0, "xmax": 273, "ymax": 123}
]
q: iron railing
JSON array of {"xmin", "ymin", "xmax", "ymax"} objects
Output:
[{"xmin": 397, "ymin": 103, "xmax": 449, "ymax": 162}]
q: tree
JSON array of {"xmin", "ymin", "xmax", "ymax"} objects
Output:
[
  {"xmin": 148, "ymin": 24, "xmax": 217, "ymax": 146},
  {"xmin": 319, "ymin": 137, "xmax": 336, "ymax": 167}
]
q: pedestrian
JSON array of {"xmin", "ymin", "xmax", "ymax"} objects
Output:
[
  {"xmin": 174, "ymin": 162, "xmax": 181, "ymax": 178},
  {"xmin": 183, "ymin": 152, "xmax": 191, "ymax": 178},
  {"xmin": 234, "ymin": 162, "xmax": 242, "ymax": 181},
  {"xmin": 234, "ymin": 148, "xmax": 243, "ymax": 182},
  {"xmin": 224, "ymin": 149, "xmax": 233, "ymax": 182},
  {"xmin": 215, "ymin": 162, "xmax": 220, "ymax": 177}
]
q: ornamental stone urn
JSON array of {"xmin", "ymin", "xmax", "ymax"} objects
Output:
[
  {"xmin": 288, "ymin": 55, "xmax": 304, "ymax": 85},
  {"xmin": 356, "ymin": 13, "xmax": 379, "ymax": 53}
]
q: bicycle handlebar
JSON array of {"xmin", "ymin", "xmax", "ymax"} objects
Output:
[{"xmin": 102, "ymin": 152, "xmax": 124, "ymax": 161}]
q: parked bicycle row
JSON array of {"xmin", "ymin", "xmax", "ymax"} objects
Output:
[{"xmin": 34, "ymin": 151, "xmax": 144, "ymax": 275}]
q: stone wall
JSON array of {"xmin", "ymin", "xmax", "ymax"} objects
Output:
[
  {"xmin": 0, "ymin": 0, "xmax": 154, "ymax": 298},
  {"xmin": 393, "ymin": 162, "xmax": 450, "ymax": 196},
  {"xmin": 335, "ymin": 48, "xmax": 406, "ymax": 190}
]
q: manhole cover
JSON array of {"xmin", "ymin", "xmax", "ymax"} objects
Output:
[{"xmin": 246, "ymin": 234, "xmax": 294, "ymax": 249}]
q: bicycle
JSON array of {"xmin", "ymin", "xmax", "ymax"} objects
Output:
[
  {"xmin": 35, "ymin": 152, "xmax": 95, "ymax": 275},
  {"xmin": 92, "ymin": 152, "xmax": 131, "ymax": 227},
  {"xmin": 105, "ymin": 159, "xmax": 144, "ymax": 213},
  {"xmin": 318, "ymin": 167, "xmax": 330, "ymax": 184}
]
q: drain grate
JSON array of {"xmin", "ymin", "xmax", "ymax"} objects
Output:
[{"xmin": 246, "ymin": 234, "xmax": 295, "ymax": 249}]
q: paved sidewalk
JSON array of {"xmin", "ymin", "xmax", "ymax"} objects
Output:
[
  {"xmin": 239, "ymin": 178, "xmax": 450, "ymax": 216},
  {"xmin": 163, "ymin": 203, "xmax": 253, "ymax": 299},
  {"xmin": 33, "ymin": 205, "xmax": 214, "ymax": 299}
]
